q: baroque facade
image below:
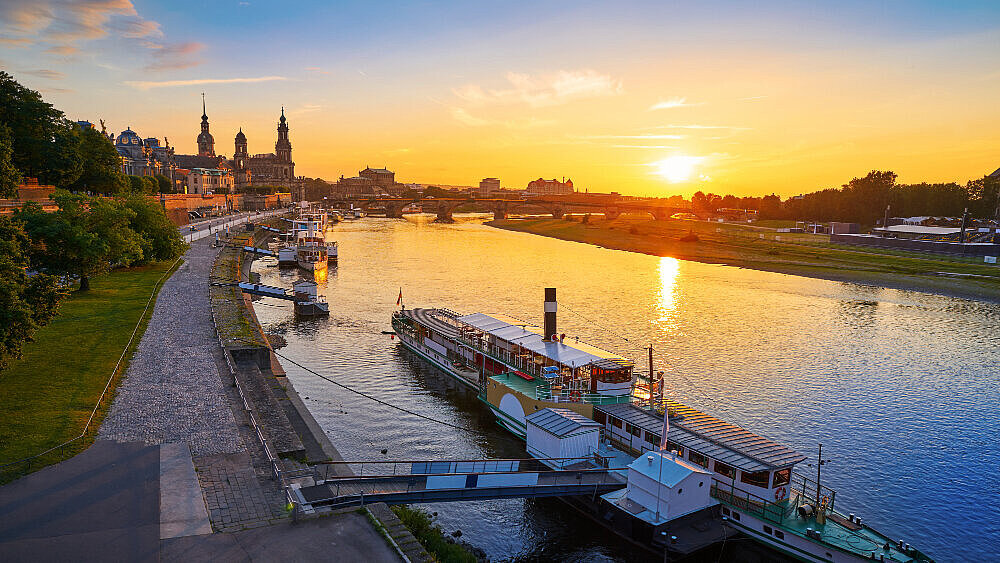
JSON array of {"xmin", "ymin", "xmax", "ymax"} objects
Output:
[{"xmin": 233, "ymin": 108, "xmax": 296, "ymax": 191}]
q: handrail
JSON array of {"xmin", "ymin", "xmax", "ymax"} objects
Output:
[{"xmin": 0, "ymin": 253, "xmax": 184, "ymax": 479}]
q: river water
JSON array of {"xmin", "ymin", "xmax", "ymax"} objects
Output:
[{"xmin": 252, "ymin": 215, "xmax": 1000, "ymax": 562}]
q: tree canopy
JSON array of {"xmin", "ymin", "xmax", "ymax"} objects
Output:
[{"xmin": 0, "ymin": 216, "xmax": 63, "ymax": 372}]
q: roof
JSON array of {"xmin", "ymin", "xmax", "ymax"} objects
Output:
[
  {"xmin": 363, "ymin": 167, "xmax": 393, "ymax": 173},
  {"xmin": 456, "ymin": 313, "xmax": 633, "ymax": 370},
  {"xmin": 525, "ymin": 408, "xmax": 601, "ymax": 437},
  {"xmin": 881, "ymin": 225, "xmax": 960, "ymax": 235},
  {"xmin": 628, "ymin": 451, "xmax": 710, "ymax": 487},
  {"xmin": 989, "ymin": 167, "xmax": 1000, "ymax": 178},
  {"xmin": 408, "ymin": 308, "xmax": 463, "ymax": 339},
  {"xmin": 174, "ymin": 154, "xmax": 225, "ymax": 169},
  {"xmin": 597, "ymin": 403, "xmax": 806, "ymax": 472}
]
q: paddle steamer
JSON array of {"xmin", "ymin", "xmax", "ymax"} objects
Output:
[{"xmin": 390, "ymin": 289, "xmax": 934, "ymax": 563}]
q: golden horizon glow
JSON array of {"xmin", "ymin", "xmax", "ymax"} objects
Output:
[{"xmin": 4, "ymin": 2, "xmax": 999, "ymax": 198}]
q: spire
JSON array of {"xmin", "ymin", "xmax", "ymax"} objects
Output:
[{"xmin": 201, "ymin": 92, "xmax": 207, "ymax": 119}]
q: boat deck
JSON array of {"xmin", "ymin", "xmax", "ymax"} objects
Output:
[{"xmin": 490, "ymin": 372, "xmax": 633, "ymax": 406}]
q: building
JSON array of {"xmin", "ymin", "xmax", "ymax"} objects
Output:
[
  {"xmin": 114, "ymin": 128, "xmax": 174, "ymax": 178},
  {"xmin": 235, "ymin": 108, "xmax": 296, "ymax": 191},
  {"xmin": 477, "ymin": 177, "xmax": 501, "ymax": 197},
  {"xmin": 359, "ymin": 167, "xmax": 395, "ymax": 189},
  {"xmin": 197, "ymin": 94, "xmax": 215, "ymax": 157},
  {"xmin": 186, "ymin": 168, "xmax": 234, "ymax": 195},
  {"xmin": 525, "ymin": 177, "xmax": 574, "ymax": 196}
]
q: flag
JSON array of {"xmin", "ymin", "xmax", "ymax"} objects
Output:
[{"xmin": 396, "ymin": 288, "xmax": 403, "ymax": 306}]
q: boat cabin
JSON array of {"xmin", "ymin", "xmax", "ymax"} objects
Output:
[
  {"xmin": 524, "ymin": 408, "xmax": 602, "ymax": 468},
  {"xmin": 454, "ymin": 313, "xmax": 635, "ymax": 397},
  {"xmin": 595, "ymin": 403, "xmax": 805, "ymax": 504}
]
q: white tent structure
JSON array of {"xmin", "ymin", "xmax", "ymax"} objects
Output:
[
  {"xmin": 620, "ymin": 451, "xmax": 715, "ymax": 523},
  {"xmin": 525, "ymin": 408, "xmax": 601, "ymax": 468}
]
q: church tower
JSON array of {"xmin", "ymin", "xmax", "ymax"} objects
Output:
[
  {"xmin": 197, "ymin": 93, "xmax": 215, "ymax": 157},
  {"xmin": 234, "ymin": 128, "xmax": 248, "ymax": 188},
  {"xmin": 275, "ymin": 107, "xmax": 293, "ymax": 179}
]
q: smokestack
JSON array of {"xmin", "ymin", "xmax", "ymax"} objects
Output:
[{"xmin": 544, "ymin": 288, "xmax": 557, "ymax": 341}]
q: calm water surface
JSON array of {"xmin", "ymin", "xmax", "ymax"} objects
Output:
[{"xmin": 252, "ymin": 215, "xmax": 1000, "ymax": 562}]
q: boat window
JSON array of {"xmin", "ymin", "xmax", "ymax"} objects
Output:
[
  {"xmin": 721, "ymin": 507, "xmax": 730, "ymax": 516},
  {"xmin": 714, "ymin": 461, "xmax": 735, "ymax": 479},
  {"xmin": 774, "ymin": 530, "xmax": 784, "ymax": 539},
  {"xmin": 629, "ymin": 424, "xmax": 641, "ymax": 438},
  {"xmin": 739, "ymin": 470, "xmax": 770, "ymax": 488},
  {"xmin": 612, "ymin": 418, "xmax": 622, "ymax": 429},
  {"xmin": 594, "ymin": 411, "xmax": 606, "ymax": 425},
  {"xmin": 665, "ymin": 441, "xmax": 683, "ymax": 456},
  {"xmin": 592, "ymin": 366, "xmax": 632, "ymax": 384},
  {"xmin": 646, "ymin": 432, "xmax": 660, "ymax": 446},
  {"xmin": 773, "ymin": 468, "xmax": 791, "ymax": 487},
  {"xmin": 763, "ymin": 525, "xmax": 772, "ymax": 535},
  {"xmin": 731, "ymin": 511, "xmax": 740, "ymax": 521},
  {"xmin": 688, "ymin": 451, "xmax": 708, "ymax": 468}
]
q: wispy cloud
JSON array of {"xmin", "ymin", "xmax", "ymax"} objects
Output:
[
  {"xmin": 43, "ymin": 44, "xmax": 78, "ymax": 55},
  {"xmin": 0, "ymin": 0, "xmax": 162, "ymax": 46},
  {"xmin": 739, "ymin": 95, "xmax": 768, "ymax": 101},
  {"xmin": 304, "ymin": 66, "xmax": 330, "ymax": 75},
  {"xmin": 580, "ymin": 134, "xmax": 687, "ymax": 140},
  {"xmin": 144, "ymin": 41, "xmax": 204, "ymax": 71},
  {"xmin": 611, "ymin": 145, "xmax": 680, "ymax": 149},
  {"xmin": 124, "ymin": 75, "xmax": 288, "ymax": 90},
  {"xmin": 650, "ymin": 124, "xmax": 750, "ymax": 130},
  {"xmin": 451, "ymin": 108, "xmax": 491, "ymax": 127},
  {"xmin": 21, "ymin": 69, "xmax": 65, "ymax": 80},
  {"xmin": 0, "ymin": 37, "xmax": 32, "ymax": 47},
  {"xmin": 648, "ymin": 97, "xmax": 701, "ymax": 111},
  {"xmin": 454, "ymin": 69, "xmax": 623, "ymax": 108}
]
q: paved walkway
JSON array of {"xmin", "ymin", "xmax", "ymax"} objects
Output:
[{"xmin": 99, "ymin": 238, "xmax": 243, "ymax": 456}]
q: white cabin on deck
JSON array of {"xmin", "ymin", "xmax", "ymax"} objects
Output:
[
  {"xmin": 525, "ymin": 408, "xmax": 601, "ymax": 468},
  {"xmin": 608, "ymin": 450, "xmax": 715, "ymax": 523}
]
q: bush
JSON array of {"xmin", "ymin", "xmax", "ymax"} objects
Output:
[
  {"xmin": 120, "ymin": 194, "xmax": 186, "ymax": 263},
  {"xmin": 390, "ymin": 505, "xmax": 477, "ymax": 563}
]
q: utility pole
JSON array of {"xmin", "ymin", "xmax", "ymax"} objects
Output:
[
  {"xmin": 959, "ymin": 207, "xmax": 969, "ymax": 244},
  {"xmin": 883, "ymin": 204, "xmax": 891, "ymax": 233}
]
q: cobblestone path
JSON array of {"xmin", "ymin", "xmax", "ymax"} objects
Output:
[{"xmin": 99, "ymin": 239, "xmax": 244, "ymax": 456}]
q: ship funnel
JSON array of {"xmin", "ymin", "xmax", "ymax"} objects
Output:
[{"xmin": 544, "ymin": 288, "xmax": 557, "ymax": 341}]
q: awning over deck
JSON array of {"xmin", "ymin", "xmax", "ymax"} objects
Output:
[
  {"xmin": 597, "ymin": 402, "xmax": 806, "ymax": 473},
  {"xmin": 456, "ymin": 313, "xmax": 633, "ymax": 370}
]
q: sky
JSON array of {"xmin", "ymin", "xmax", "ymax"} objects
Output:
[{"xmin": 1, "ymin": 0, "xmax": 999, "ymax": 198}]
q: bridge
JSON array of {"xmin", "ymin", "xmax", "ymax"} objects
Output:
[
  {"xmin": 287, "ymin": 457, "xmax": 627, "ymax": 511},
  {"xmin": 325, "ymin": 194, "xmax": 692, "ymax": 223}
]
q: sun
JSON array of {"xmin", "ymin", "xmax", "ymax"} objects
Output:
[{"xmin": 654, "ymin": 155, "xmax": 706, "ymax": 183}]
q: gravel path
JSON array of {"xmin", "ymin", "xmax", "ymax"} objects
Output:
[{"xmin": 99, "ymin": 239, "xmax": 244, "ymax": 456}]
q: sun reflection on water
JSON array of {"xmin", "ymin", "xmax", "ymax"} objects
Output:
[{"xmin": 657, "ymin": 256, "xmax": 680, "ymax": 320}]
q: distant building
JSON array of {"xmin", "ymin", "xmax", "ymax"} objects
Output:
[
  {"xmin": 360, "ymin": 167, "xmax": 395, "ymax": 189},
  {"xmin": 477, "ymin": 177, "xmax": 501, "ymax": 197},
  {"xmin": 336, "ymin": 166, "xmax": 403, "ymax": 196},
  {"xmin": 186, "ymin": 168, "xmax": 233, "ymax": 195},
  {"xmin": 114, "ymin": 128, "xmax": 174, "ymax": 178},
  {"xmin": 237, "ymin": 108, "xmax": 296, "ymax": 191},
  {"xmin": 525, "ymin": 177, "xmax": 574, "ymax": 196},
  {"xmin": 197, "ymin": 94, "xmax": 215, "ymax": 157}
]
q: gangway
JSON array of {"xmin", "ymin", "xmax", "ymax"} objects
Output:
[
  {"xmin": 242, "ymin": 245, "xmax": 276, "ymax": 256},
  {"xmin": 255, "ymin": 225, "xmax": 283, "ymax": 233},
  {"xmin": 289, "ymin": 457, "xmax": 627, "ymax": 510},
  {"xmin": 213, "ymin": 281, "xmax": 296, "ymax": 301}
]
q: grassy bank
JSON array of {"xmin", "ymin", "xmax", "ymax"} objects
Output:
[
  {"xmin": 0, "ymin": 259, "xmax": 180, "ymax": 479},
  {"xmin": 490, "ymin": 215, "xmax": 1000, "ymax": 302},
  {"xmin": 390, "ymin": 505, "xmax": 479, "ymax": 563}
]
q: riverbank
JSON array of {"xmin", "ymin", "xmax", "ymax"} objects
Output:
[
  {"xmin": 489, "ymin": 216, "xmax": 1000, "ymax": 303},
  {"xmin": 0, "ymin": 259, "xmax": 180, "ymax": 481}
]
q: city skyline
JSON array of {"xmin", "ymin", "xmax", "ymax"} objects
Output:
[{"xmin": 2, "ymin": 1, "xmax": 999, "ymax": 197}]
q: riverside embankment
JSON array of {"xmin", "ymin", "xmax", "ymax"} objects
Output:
[{"xmin": 489, "ymin": 215, "xmax": 1000, "ymax": 303}]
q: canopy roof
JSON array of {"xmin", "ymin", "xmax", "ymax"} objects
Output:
[
  {"xmin": 456, "ymin": 313, "xmax": 633, "ymax": 370},
  {"xmin": 628, "ymin": 451, "xmax": 710, "ymax": 487},
  {"xmin": 525, "ymin": 408, "xmax": 601, "ymax": 437}
]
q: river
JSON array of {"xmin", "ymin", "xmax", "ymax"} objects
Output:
[{"xmin": 251, "ymin": 214, "xmax": 1000, "ymax": 562}]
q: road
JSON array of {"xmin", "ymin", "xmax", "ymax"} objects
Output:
[{"xmin": 180, "ymin": 209, "xmax": 287, "ymax": 243}]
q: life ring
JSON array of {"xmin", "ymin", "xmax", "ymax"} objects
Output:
[
  {"xmin": 820, "ymin": 495, "xmax": 830, "ymax": 507},
  {"xmin": 774, "ymin": 486, "xmax": 787, "ymax": 501},
  {"xmin": 570, "ymin": 390, "xmax": 581, "ymax": 402}
]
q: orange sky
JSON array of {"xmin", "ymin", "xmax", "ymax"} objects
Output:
[{"xmin": 3, "ymin": 1, "xmax": 999, "ymax": 198}]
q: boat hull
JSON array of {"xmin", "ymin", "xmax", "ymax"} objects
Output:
[{"xmin": 395, "ymin": 331, "xmax": 480, "ymax": 389}]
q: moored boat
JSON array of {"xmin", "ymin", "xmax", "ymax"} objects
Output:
[{"xmin": 390, "ymin": 289, "xmax": 934, "ymax": 562}]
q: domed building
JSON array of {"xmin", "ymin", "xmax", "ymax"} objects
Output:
[
  {"xmin": 232, "ymin": 107, "xmax": 296, "ymax": 191},
  {"xmin": 197, "ymin": 94, "xmax": 215, "ymax": 157},
  {"xmin": 115, "ymin": 127, "xmax": 174, "ymax": 177}
]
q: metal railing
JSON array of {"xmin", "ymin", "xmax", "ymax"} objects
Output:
[
  {"xmin": 0, "ymin": 253, "xmax": 184, "ymax": 484},
  {"xmin": 306, "ymin": 456, "xmax": 623, "ymax": 482},
  {"xmin": 710, "ymin": 481, "xmax": 786, "ymax": 524}
]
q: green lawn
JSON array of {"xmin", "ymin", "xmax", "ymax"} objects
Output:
[{"xmin": 0, "ymin": 259, "xmax": 180, "ymax": 481}]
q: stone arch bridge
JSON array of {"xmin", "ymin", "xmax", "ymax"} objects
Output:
[{"xmin": 326, "ymin": 196, "xmax": 691, "ymax": 223}]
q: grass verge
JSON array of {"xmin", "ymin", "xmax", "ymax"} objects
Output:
[
  {"xmin": 491, "ymin": 215, "xmax": 1000, "ymax": 302},
  {"xmin": 391, "ymin": 505, "xmax": 478, "ymax": 563},
  {"xmin": 0, "ymin": 259, "xmax": 181, "ymax": 482}
]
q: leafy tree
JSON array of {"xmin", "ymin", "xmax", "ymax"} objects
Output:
[
  {"xmin": 154, "ymin": 174, "xmax": 171, "ymax": 194},
  {"xmin": 120, "ymin": 194, "xmax": 186, "ymax": 263},
  {"xmin": 72, "ymin": 127, "xmax": 126, "ymax": 195},
  {"xmin": 0, "ymin": 124, "xmax": 21, "ymax": 198},
  {"xmin": 966, "ymin": 175, "xmax": 1000, "ymax": 220},
  {"xmin": 0, "ymin": 216, "xmax": 63, "ymax": 372},
  {"xmin": 18, "ymin": 192, "xmax": 144, "ymax": 291},
  {"xmin": 0, "ymin": 71, "xmax": 82, "ymax": 187}
]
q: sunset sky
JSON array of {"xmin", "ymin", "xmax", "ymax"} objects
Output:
[{"xmin": 2, "ymin": 1, "xmax": 998, "ymax": 197}]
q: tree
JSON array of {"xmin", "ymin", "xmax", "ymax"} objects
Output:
[
  {"xmin": 120, "ymin": 194, "xmax": 186, "ymax": 263},
  {"xmin": 0, "ymin": 216, "xmax": 63, "ymax": 372},
  {"xmin": 72, "ymin": 127, "xmax": 126, "ymax": 195},
  {"xmin": 0, "ymin": 71, "xmax": 82, "ymax": 187},
  {"xmin": 0, "ymin": 124, "xmax": 21, "ymax": 198},
  {"xmin": 966, "ymin": 175, "xmax": 1000, "ymax": 220},
  {"xmin": 154, "ymin": 174, "xmax": 171, "ymax": 194},
  {"xmin": 18, "ymin": 191, "xmax": 144, "ymax": 291}
]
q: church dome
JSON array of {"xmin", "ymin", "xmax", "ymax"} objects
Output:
[
  {"xmin": 116, "ymin": 128, "xmax": 142, "ymax": 147},
  {"xmin": 235, "ymin": 128, "xmax": 246, "ymax": 142}
]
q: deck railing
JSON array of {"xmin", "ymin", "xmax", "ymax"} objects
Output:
[{"xmin": 710, "ymin": 480, "xmax": 786, "ymax": 524}]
